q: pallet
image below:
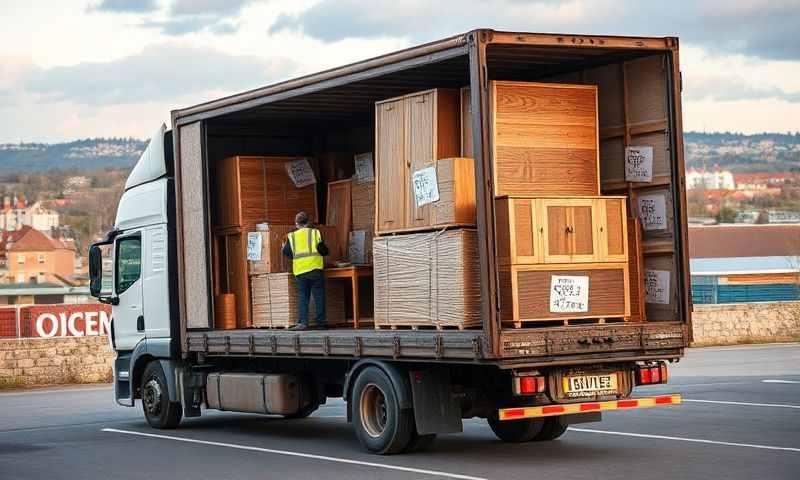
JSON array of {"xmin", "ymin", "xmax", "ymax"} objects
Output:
[
  {"xmin": 374, "ymin": 323, "xmax": 480, "ymax": 331},
  {"xmin": 502, "ymin": 316, "xmax": 628, "ymax": 329},
  {"xmin": 375, "ymin": 223, "xmax": 476, "ymax": 236}
]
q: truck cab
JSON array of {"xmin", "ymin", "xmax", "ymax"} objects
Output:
[{"xmin": 90, "ymin": 125, "xmax": 183, "ymax": 426}]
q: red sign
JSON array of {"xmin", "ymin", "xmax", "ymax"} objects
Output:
[{"xmin": 10, "ymin": 304, "xmax": 113, "ymax": 338}]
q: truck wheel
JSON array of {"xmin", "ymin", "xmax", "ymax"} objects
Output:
[
  {"xmin": 534, "ymin": 417, "xmax": 568, "ymax": 441},
  {"xmin": 141, "ymin": 361, "xmax": 182, "ymax": 429},
  {"xmin": 351, "ymin": 367, "xmax": 414, "ymax": 454},
  {"xmin": 404, "ymin": 432, "xmax": 437, "ymax": 453},
  {"xmin": 487, "ymin": 415, "xmax": 545, "ymax": 443}
]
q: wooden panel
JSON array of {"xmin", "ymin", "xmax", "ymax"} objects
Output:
[
  {"xmin": 239, "ymin": 158, "xmax": 267, "ymax": 230},
  {"xmin": 644, "ymin": 254, "xmax": 677, "ymax": 322},
  {"xmin": 513, "ymin": 264, "xmax": 629, "ymax": 322},
  {"xmin": 604, "ymin": 198, "xmax": 626, "ymax": 257},
  {"xmin": 406, "ymin": 92, "xmax": 435, "ymax": 228},
  {"xmin": 494, "ymin": 147, "xmax": 599, "ymax": 197},
  {"xmin": 492, "ymin": 81, "xmax": 599, "ymax": 197},
  {"xmin": 247, "ymin": 225, "xmax": 294, "ymax": 275},
  {"xmin": 584, "ymin": 63, "xmax": 625, "ymax": 129},
  {"xmin": 214, "ymin": 156, "xmax": 242, "ymax": 228},
  {"xmin": 326, "ymin": 179, "xmax": 352, "ymax": 260},
  {"xmin": 435, "ymin": 89, "xmax": 461, "ymax": 160},
  {"xmin": 375, "ymin": 98, "xmax": 405, "ymax": 231},
  {"xmin": 179, "ymin": 121, "xmax": 211, "ymax": 329},
  {"xmin": 545, "ymin": 205, "xmax": 571, "ymax": 260},
  {"xmin": 351, "ymin": 179, "xmax": 375, "ymax": 264},
  {"xmin": 571, "ymin": 206, "xmax": 595, "ymax": 256},
  {"xmin": 627, "ymin": 217, "xmax": 646, "ymax": 322},
  {"xmin": 215, "ymin": 231, "xmax": 250, "ymax": 329},
  {"xmin": 514, "ymin": 200, "xmax": 534, "ymax": 258},
  {"xmin": 262, "ymin": 157, "xmax": 318, "ymax": 226},
  {"xmin": 460, "ymin": 87, "xmax": 473, "ymax": 157},
  {"xmin": 495, "ymin": 197, "xmax": 539, "ymax": 265},
  {"xmin": 430, "ymin": 157, "xmax": 477, "ymax": 227},
  {"xmin": 626, "ymin": 55, "xmax": 667, "ymax": 126}
]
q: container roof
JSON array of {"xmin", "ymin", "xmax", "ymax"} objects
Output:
[{"xmin": 689, "ymin": 224, "xmax": 800, "ymax": 259}]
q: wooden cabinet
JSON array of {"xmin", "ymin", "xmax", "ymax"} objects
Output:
[
  {"xmin": 490, "ymin": 81, "xmax": 599, "ymax": 197},
  {"xmin": 495, "ymin": 196, "xmax": 627, "ymax": 265},
  {"xmin": 214, "ymin": 156, "xmax": 318, "ymax": 232},
  {"xmin": 375, "ymin": 89, "xmax": 461, "ymax": 234}
]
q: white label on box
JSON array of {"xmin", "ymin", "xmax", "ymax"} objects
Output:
[
  {"xmin": 354, "ymin": 152, "xmax": 374, "ymax": 183},
  {"xmin": 285, "ymin": 158, "xmax": 316, "ymax": 188},
  {"xmin": 411, "ymin": 166, "xmax": 440, "ymax": 207},
  {"xmin": 348, "ymin": 230, "xmax": 366, "ymax": 264},
  {"xmin": 625, "ymin": 146, "xmax": 654, "ymax": 182},
  {"xmin": 638, "ymin": 194, "xmax": 668, "ymax": 231},
  {"xmin": 644, "ymin": 269, "xmax": 670, "ymax": 304},
  {"xmin": 247, "ymin": 232, "xmax": 262, "ymax": 261},
  {"xmin": 549, "ymin": 275, "xmax": 589, "ymax": 313}
]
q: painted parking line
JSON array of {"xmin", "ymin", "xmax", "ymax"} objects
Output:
[
  {"xmin": 102, "ymin": 428, "xmax": 487, "ymax": 480},
  {"xmin": 762, "ymin": 380, "xmax": 800, "ymax": 384},
  {"xmin": 683, "ymin": 399, "xmax": 800, "ymax": 409},
  {"xmin": 569, "ymin": 428, "xmax": 800, "ymax": 453}
]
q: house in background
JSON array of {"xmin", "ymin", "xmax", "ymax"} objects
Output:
[
  {"xmin": 0, "ymin": 195, "xmax": 60, "ymax": 232},
  {"xmin": 0, "ymin": 226, "xmax": 75, "ymax": 285},
  {"xmin": 686, "ymin": 166, "xmax": 735, "ymax": 190},
  {"xmin": 689, "ymin": 224, "xmax": 800, "ymax": 304}
]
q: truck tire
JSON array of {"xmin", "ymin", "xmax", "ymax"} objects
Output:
[
  {"xmin": 351, "ymin": 367, "xmax": 414, "ymax": 454},
  {"xmin": 534, "ymin": 417, "xmax": 568, "ymax": 441},
  {"xmin": 141, "ymin": 361, "xmax": 182, "ymax": 429},
  {"xmin": 487, "ymin": 415, "xmax": 545, "ymax": 443}
]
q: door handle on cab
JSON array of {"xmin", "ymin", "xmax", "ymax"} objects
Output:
[{"xmin": 137, "ymin": 315, "xmax": 145, "ymax": 332}]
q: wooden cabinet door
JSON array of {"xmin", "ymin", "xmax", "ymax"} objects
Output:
[
  {"xmin": 599, "ymin": 198, "xmax": 628, "ymax": 262},
  {"xmin": 376, "ymin": 98, "xmax": 406, "ymax": 231},
  {"xmin": 569, "ymin": 201, "xmax": 598, "ymax": 262},
  {"xmin": 405, "ymin": 91, "xmax": 435, "ymax": 228},
  {"xmin": 542, "ymin": 201, "xmax": 572, "ymax": 263}
]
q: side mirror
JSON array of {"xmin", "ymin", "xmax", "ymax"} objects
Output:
[{"xmin": 89, "ymin": 245, "xmax": 104, "ymax": 298}]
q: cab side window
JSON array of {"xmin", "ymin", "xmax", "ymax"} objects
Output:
[{"xmin": 116, "ymin": 237, "xmax": 141, "ymax": 294}]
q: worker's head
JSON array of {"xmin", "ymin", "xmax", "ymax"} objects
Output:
[{"xmin": 295, "ymin": 211, "xmax": 309, "ymax": 228}]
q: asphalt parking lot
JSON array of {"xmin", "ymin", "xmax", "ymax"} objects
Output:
[{"xmin": 0, "ymin": 343, "xmax": 798, "ymax": 480}]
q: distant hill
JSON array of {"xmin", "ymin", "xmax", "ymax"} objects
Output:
[
  {"xmin": 0, "ymin": 138, "xmax": 147, "ymax": 173},
  {"xmin": 1, "ymin": 132, "xmax": 799, "ymax": 174}
]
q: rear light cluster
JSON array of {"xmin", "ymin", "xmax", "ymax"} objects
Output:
[
  {"xmin": 635, "ymin": 362, "xmax": 668, "ymax": 386},
  {"xmin": 513, "ymin": 375, "xmax": 547, "ymax": 395}
]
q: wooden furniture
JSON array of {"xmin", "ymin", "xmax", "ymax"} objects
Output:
[
  {"xmin": 324, "ymin": 266, "xmax": 373, "ymax": 328},
  {"xmin": 326, "ymin": 179, "xmax": 352, "ymax": 262},
  {"xmin": 214, "ymin": 156, "xmax": 318, "ymax": 232},
  {"xmin": 351, "ymin": 179, "xmax": 375, "ymax": 264},
  {"xmin": 499, "ymin": 263, "xmax": 630, "ymax": 328},
  {"xmin": 373, "ymin": 229, "xmax": 481, "ymax": 330},
  {"xmin": 250, "ymin": 273, "xmax": 345, "ymax": 328},
  {"xmin": 490, "ymin": 81, "xmax": 599, "ymax": 197},
  {"xmin": 214, "ymin": 293, "xmax": 237, "ymax": 330},
  {"xmin": 375, "ymin": 88, "xmax": 461, "ymax": 233},
  {"xmin": 627, "ymin": 217, "xmax": 646, "ymax": 322},
  {"xmin": 213, "ymin": 228, "xmax": 250, "ymax": 328},
  {"xmin": 496, "ymin": 196, "xmax": 628, "ymax": 265}
]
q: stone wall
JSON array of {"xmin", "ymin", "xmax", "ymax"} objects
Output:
[
  {"xmin": 692, "ymin": 301, "xmax": 800, "ymax": 346},
  {"xmin": 0, "ymin": 335, "xmax": 114, "ymax": 387}
]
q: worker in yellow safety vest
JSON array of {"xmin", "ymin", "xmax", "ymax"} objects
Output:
[{"xmin": 282, "ymin": 211, "xmax": 329, "ymax": 330}]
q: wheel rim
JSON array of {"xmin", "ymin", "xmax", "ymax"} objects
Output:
[
  {"xmin": 142, "ymin": 377, "xmax": 162, "ymax": 416},
  {"xmin": 359, "ymin": 383, "xmax": 388, "ymax": 438}
]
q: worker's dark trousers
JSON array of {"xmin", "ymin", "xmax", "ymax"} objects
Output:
[{"xmin": 296, "ymin": 269, "xmax": 326, "ymax": 327}]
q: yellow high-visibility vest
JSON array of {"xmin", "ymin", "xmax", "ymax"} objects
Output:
[{"xmin": 287, "ymin": 227, "xmax": 324, "ymax": 276}]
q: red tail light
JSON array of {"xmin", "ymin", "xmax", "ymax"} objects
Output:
[
  {"xmin": 636, "ymin": 363, "xmax": 668, "ymax": 386},
  {"xmin": 514, "ymin": 375, "xmax": 547, "ymax": 395}
]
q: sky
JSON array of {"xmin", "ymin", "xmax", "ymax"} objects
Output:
[{"xmin": 1, "ymin": 0, "xmax": 799, "ymax": 143}]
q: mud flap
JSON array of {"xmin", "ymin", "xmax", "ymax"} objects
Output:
[{"xmin": 409, "ymin": 368, "xmax": 462, "ymax": 435}]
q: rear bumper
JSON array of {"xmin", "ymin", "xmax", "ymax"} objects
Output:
[{"xmin": 498, "ymin": 394, "xmax": 682, "ymax": 421}]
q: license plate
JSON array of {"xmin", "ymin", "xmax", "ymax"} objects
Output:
[{"xmin": 562, "ymin": 373, "xmax": 618, "ymax": 397}]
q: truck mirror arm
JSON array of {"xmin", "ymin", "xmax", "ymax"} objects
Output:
[{"xmin": 99, "ymin": 296, "xmax": 120, "ymax": 306}]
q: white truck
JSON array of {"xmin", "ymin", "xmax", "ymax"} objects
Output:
[{"xmin": 89, "ymin": 29, "xmax": 688, "ymax": 454}]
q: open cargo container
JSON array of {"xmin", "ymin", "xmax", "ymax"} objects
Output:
[{"xmin": 96, "ymin": 29, "xmax": 689, "ymax": 454}]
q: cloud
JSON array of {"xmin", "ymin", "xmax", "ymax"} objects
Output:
[
  {"xmin": 21, "ymin": 44, "xmax": 297, "ymax": 105},
  {"xmin": 269, "ymin": 0, "xmax": 800, "ymax": 61},
  {"xmin": 686, "ymin": 73, "xmax": 800, "ymax": 104},
  {"xmin": 87, "ymin": 0, "xmax": 159, "ymax": 13},
  {"xmin": 137, "ymin": 0, "xmax": 260, "ymax": 35},
  {"xmin": 169, "ymin": 0, "xmax": 254, "ymax": 15}
]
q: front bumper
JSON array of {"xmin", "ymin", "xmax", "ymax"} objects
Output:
[{"xmin": 498, "ymin": 394, "xmax": 682, "ymax": 421}]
